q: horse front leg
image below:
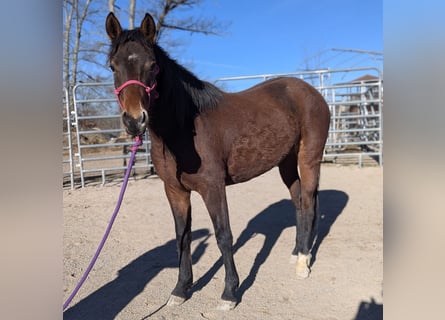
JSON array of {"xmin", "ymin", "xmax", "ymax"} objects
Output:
[
  {"xmin": 164, "ymin": 183, "xmax": 193, "ymax": 306},
  {"xmin": 201, "ymin": 183, "xmax": 239, "ymax": 310}
]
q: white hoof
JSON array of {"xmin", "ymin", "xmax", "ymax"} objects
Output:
[
  {"xmin": 217, "ymin": 300, "xmax": 237, "ymax": 311},
  {"xmin": 295, "ymin": 253, "xmax": 311, "ymax": 279},
  {"xmin": 166, "ymin": 295, "xmax": 186, "ymax": 306}
]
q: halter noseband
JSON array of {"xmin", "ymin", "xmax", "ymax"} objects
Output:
[{"xmin": 113, "ymin": 64, "xmax": 160, "ymax": 110}]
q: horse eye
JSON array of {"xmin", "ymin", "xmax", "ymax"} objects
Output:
[
  {"xmin": 109, "ymin": 65, "xmax": 115, "ymax": 72},
  {"xmin": 145, "ymin": 61, "xmax": 156, "ymax": 71}
]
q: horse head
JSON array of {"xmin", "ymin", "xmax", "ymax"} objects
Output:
[{"xmin": 106, "ymin": 12, "xmax": 159, "ymax": 137}]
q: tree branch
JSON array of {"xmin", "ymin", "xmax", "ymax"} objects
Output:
[{"xmin": 162, "ymin": 23, "xmax": 222, "ymax": 36}]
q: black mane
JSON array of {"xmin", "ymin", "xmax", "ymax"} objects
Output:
[{"xmin": 154, "ymin": 45, "xmax": 223, "ymax": 113}]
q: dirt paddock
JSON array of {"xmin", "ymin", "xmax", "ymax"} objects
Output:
[{"xmin": 63, "ymin": 165, "xmax": 383, "ymax": 320}]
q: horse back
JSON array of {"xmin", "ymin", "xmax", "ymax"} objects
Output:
[{"xmin": 193, "ymin": 77, "xmax": 330, "ymax": 184}]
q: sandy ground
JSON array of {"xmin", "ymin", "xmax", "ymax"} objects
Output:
[{"xmin": 63, "ymin": 165, "xmax": 383, "ymax": 320}]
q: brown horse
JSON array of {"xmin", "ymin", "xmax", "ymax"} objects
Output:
[{"xmin": 106, "ymin": 12, "xmax": 330, "ymax": 310}]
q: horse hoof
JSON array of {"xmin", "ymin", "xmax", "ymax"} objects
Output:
[
  {"xmin": 217, "ymin": 300, "xmax": 237, "ymax": 311},
  {"xmin": 166, "ymin": 295, "xmax": 186, "ymax": 306},
  {"xmin": 295, "ymin": 253, "xmax": 311, "ymax": 279}
]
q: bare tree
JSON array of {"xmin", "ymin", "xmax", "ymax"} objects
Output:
[
  {"xmin": 63, "ymin": 0, "xmax": 94, "ymax": 88},
  {"xmin": 63, "ymin": 0, "xmax": 228, "ymax": 89},
  {"xmin": 152, "ymin": 0, "xmax": 225, "ymax": 42},
  {"xmin": 129, "ymin": 0, "xmax": 136, "ymax": 29},
  {"xmin": 63, "ymin": 0, "xmax": 75, "ymax": 91},
  {"xmin": 108, "ymin": 0, "xmax": 115, "ymax": 12},
  {"xmin": 73, "ymin": 0, "xmax": 93, "ymax": 85}
]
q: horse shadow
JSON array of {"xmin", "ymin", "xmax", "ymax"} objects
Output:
[
  {"xmin": 63, "ymin": 228, "xmax": 210, "ymax": 320},
  {"xmin": 64, "ymin": 189, "xmax": 347, "ymax": 318},
  {"xmin": 192, "ymin": 189, "xmax": 348, "ymax": 302},
  {"xmin": 353, "ymin": 298, "xmax": 383, "ymax": 320}
]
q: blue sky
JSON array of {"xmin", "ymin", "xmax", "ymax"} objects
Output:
[
  {"xmin": 177, "ymin": 0, "xmax": 382, "ymax": 81},
  {"xmin": 105, "ymin": 0, "xmax": 382, "ymax": 88}
]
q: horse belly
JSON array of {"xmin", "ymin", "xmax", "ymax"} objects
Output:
[{"xmin": 226, "ymin": 123, "xmax": 295, "ymax": 183}]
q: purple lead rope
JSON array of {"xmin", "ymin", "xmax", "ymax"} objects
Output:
[{"xmin": 63, "ymin": 135, "xmax": 143, "ymax": 311}]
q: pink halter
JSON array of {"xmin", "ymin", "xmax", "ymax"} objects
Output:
[{"xmin": 113, "ymin": 64, "xmax": 159, "ymax": 110}]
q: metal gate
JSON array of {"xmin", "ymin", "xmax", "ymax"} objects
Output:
[{"xmin": 64, "ymin": 82, "xmax": 154, "ymax": 188}]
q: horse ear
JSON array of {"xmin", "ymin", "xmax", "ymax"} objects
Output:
[
  {"xmin": 106, "ymin": 12, "xmax": 122, "ymax": 40},
  {"xmin": 140, "ymin": 13, "xmax": 156, "ymax": 42}
]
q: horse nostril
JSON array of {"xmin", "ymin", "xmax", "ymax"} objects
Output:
[{"xmin": 139, "ymin": 110, "xmax": 148, "ymax": 125}]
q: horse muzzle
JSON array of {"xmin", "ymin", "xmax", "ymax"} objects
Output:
[{"xmin": 122, "ymin": 109, "xmax": 148, "ymax": 137}]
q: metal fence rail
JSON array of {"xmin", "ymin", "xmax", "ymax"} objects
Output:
[{"xmin": 63, "ymin": 67, "xmax": 382, "ymax": 188}]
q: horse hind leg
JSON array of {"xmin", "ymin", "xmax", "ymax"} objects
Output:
[
  {"xmin": 279, "ymin": 148, "xmax": 320, "ymax": 279},
  {"xmin": 293, "ymin": 148, "xmax": 322, "ymax": 279},
  {"xmin": 278, "ymin": 152, "xmax": 303, "ymax": 263}
]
